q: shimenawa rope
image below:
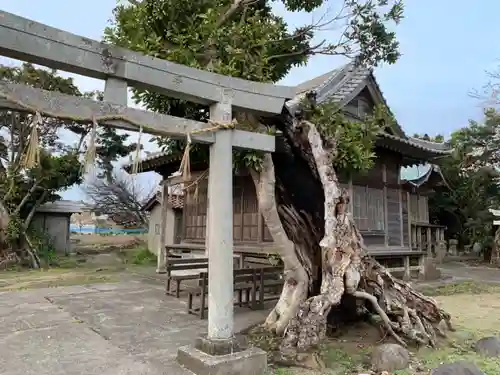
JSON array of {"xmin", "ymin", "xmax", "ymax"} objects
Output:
[{"xmin": 0, "ymin": 89, "xmax": 238, "ymax": 175}]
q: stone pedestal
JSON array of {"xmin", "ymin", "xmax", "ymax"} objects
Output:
[
  {"xmin": 177, "ymin": 336, "xmax": 267, "ymax": 375},
  {"xmin": 448, "ymin": 239, "xmax": 458, "ymax": 256},
  {"xmin": 418, "ymin": 258, "xmax": 442, "ymax": 281},
  {"xmin": 435, "ymin": 240, "xmax": 447, "ymax": 264}
]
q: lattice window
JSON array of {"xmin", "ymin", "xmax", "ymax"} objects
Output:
[
  {"xmin": 352, "ymin": 186, "xmax": 385, "ymax": 231},
  {"xmin": 242, "ymin": 184, "xmax": 259, "ymax": 241},
  {"xmin": 182, "ymin": 175, "xmax": 274, "ymax": 243},
  {"xmin": 183, "ymin": 182, "xmax": 207, "ymax": 241}
]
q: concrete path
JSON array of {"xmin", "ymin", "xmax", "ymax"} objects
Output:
[
  {"xmin": 439, "ymin": 261, "xmax": 500, "ymax": 284},
  {"xmin": 0, "ymin": 279, "xmax": 268, "ymax": 375}
]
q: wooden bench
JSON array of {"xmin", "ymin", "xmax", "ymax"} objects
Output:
[
  {"xmin": 165, "ymin": 257, "xmax": 208, "ymax": 298},
  {"xmin": 186, "ymin": 266, "xmax": 284, "ymax": 319},
  {"xmin": 254, "ymin": 266, "xmax": 284, "ymax": 308},
  {"xmin": 238, "ymin": 252, "xmax": 275, "ymax": 268}
]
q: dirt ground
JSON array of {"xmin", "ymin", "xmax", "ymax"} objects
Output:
[{"xmin": 71, "ymin": 233, "xmax": 147, "ymax": 252}]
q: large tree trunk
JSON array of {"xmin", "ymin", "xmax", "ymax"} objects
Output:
[
  {"xmin": 254, "ymin": 113, "xmax": 452, "ymax": 358},
  {"xmin": 0, "ymin": 200, "xmax": 8, "ymax": 246}
]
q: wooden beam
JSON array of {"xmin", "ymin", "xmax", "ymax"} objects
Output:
[
  {"xmin": 398, "ymin": 173, "xmax": 404, "ymax": 247},
  {"xmin": 157, "ymin": 181, "xmax": 169, "ymax": 274},
  {"xmin": 382, "ymin": 163, "xmax": 389, "ymax": 246},
  {"xmin": 0, "ymin": 82, "xmax": 276, "ymax": 152},
  {"xmin": 0, "ymin": 81, "xmax": 210, "ymax": 137},
  {"xmin": 407, "ymin": 192, "xmax": 412, "ymax": 249},
  {"xmin": 0, "ymin": 10, "xmax": 294, "ymax": 114}
]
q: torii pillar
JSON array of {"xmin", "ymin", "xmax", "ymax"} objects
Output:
[{"xmin": 177, "ymin": 90, "xmax": 268, "ymax": 374}]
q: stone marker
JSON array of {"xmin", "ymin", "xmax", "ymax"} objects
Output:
[
  {"xmin": 420, "ymin": 258, "xmax": 441, "ymax": 281},
  {"xmin": 431, "ymin": 361, "xmax": 485, "ymax": 375},
  {"xmin": 448, "ymin": 239, "xmax": 458, "ymax": 255},
  {"xmin": 475, "ymin": 336, "xmax": 500, "ymax": 357},
  {"xmin": 370, "ymin": 343, "xmax": 410, "ymax": 372}
]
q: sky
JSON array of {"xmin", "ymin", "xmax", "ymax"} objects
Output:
[{"xmin": 0, "ymin": 0, "xmax": 498, "ymax": 200}]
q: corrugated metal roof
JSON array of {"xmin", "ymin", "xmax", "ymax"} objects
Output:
[
  {"xmin": 36, "ymin": 200, "xmax": 84, "ymax": 214},
  {"xmin": 400, "ymin": 165, "xmax": 431, "ymax": 181}
]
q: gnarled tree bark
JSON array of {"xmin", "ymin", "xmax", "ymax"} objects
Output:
[
  {"xmin": 0, "ymin": 200, "xmax": 9, "ymax": 246},
  {"xmin": 250, "ymin": 154, "xmax": 309, "ymax": 335},
  {"xmin": 253, "ymin": 112, "xmax": 452, "ymax": 357}
]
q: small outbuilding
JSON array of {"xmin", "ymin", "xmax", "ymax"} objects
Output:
[
  {"xmin": 142, "ymin": 192, "xmax": 184, "ymax": 255},
  {"xmin": 31, "ymin": 200, "xmax": 83, "ymax": 255}
]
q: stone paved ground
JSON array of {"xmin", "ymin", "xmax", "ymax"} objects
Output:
[
  {"xmin": 2, "ymin": 260, "xmax": 499, "ymax": 375},
  {"xmin": 0, "ymin": 278, "xmax": 267, "ymax": 375}
]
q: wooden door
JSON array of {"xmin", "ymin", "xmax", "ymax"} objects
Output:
[{"xmin": 174, "ymin": 211, "xmax": 183, "ymax": 244}]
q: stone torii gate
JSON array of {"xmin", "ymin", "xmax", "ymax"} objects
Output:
[{"xmin": 0, "ymin": 10, "xmax": 294, "ymax": 374}]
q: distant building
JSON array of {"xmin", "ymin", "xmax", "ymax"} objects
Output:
[
  {"xmin": 32, "ymin": 200, "xmax": 83, "ymax": 255},
  {"xmin": 141, "ymin": 192, "xmax": 183, "ymax": 255}
]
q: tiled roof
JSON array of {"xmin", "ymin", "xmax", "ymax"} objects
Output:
[
  {"xmin": 378, "ymin": 132, "xmax": 451, "ymax": 156},
  {"xmin": 294, "ymin": 66, "xmax": 345, "ymax": 96},
  {"xmin": 287, "ymin": 62, "xmax": 405, "ymax": 133},
  {"xmin": 125, "ymin": 60, "xmax": 451, "ymax": 174},
  {"xmin": 406, "ymin": 137, "xmax": 450, "ymax": 152},
  {"xmin": 288, "ymin": 61, "xmax": 450, "ymax": 155}
]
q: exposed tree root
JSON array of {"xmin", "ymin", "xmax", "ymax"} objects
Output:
[{"xmin": 266, "ymin": 119, "xmax": 454, "ymax": 357}]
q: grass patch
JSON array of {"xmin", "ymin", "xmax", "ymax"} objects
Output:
[
  {"xmin": 321, "ymin": 345, "xmax": 369, "ymax": 374},
  {"xmin": 9, "ymin": 274, "xmax": 120, "ymax": 291},
  {"xmin": 393, "ymin": 331, "xmax": 500, "ymax": 375},
  {"xmin": 118, "ymin": 246, "xmax": 157, "ymax": 266},
  {"xmin": 0, "ymin": 246, "xmax": 156, "ymax": 291},
  {"xmin": 419, "ymin": 280, "xmax": 500, "ymax": 296},
  {"xmin": 0, "ymin": 267, "xmax": 121, "ymax": 291},
  {"xmin": 265, "ymin": 369, "xmax": 294, "ymax": 375},
  {"xmin": 315, "ymin": 328, "xmax": 500, "ymax": 375}
]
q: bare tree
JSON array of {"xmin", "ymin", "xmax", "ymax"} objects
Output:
[
  {"xmin": 84, "ymin": 171, "xmax": 154, "ymax": 228},
  {"xmin": 470, "ymin": 61, "xmax": 500, "ymax": 109}
]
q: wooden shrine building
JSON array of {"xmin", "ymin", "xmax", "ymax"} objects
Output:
[{"xmin": 130, "ymin": 62, "xmax": 451, "ymax": 277}]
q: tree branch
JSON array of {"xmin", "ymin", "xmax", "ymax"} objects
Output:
[
  {"xmin": 13, "ymin": 178, "xmax": 45, "ymax": 216},
  {"xmin": 23, "ymin": 190, "xmax": 48, "ymax": 230}
]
